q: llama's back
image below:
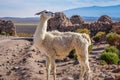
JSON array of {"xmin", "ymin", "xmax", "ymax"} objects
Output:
[{"xmin": 49, "ymin": 31, "xmax": 91, "ymax": 45}]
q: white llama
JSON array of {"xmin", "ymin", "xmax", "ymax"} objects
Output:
[{"xmin": 33, "ymin": 10, "xmax": 91, "ymax": 80}]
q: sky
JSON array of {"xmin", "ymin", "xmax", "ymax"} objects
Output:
[{"xmin": 0, "ymin": 0, "xmax": 120, "ymax": 17}]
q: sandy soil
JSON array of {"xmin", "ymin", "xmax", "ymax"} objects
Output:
[{"xmin": 0, "ymin": 38, "xmax": 120, "ymax": 80}]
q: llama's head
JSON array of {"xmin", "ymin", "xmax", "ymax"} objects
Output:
[{"xmin": 35, "ymin": 10, "xmax": 54, "ymax": 19}]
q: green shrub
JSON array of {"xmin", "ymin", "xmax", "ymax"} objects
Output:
[
  {"xmin": 1, "ymin": 32, "xmax": 6, "ymax": 35},
  {"xmin": 17, "ymin": 33, "xmax": 32, "ymax": 37},
  {"xmin": 100, "ymin": 52, "xmax": 119, "ymax": 64},
  {"xmin": 100, "ymin": 60, "xmax": 108, "ymax": 65},
  {"xmin": 118, "ymin": 59, "xmax": 120, "ymax": 65},
  {"xmin": 106, "ymin": 32, "xmax": 120, "ymax": 46},
  {"xmin": 76, "ymin": 28, "xmax": 91, "ymax": 35},
  {"xmin": 88, "ymin": 45, "xmax": 93, "ymax": 52},
  {"xmin": 104, "ymin": 46, "xmax": 119, "ymax": 55},
  {"xmin": 93, "ymin": 31, "xmax": 106, "ymax": 42}
]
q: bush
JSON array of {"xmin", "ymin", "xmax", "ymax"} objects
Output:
[
  {"xmin": 104, "ymin": 46, "xmax": 119, "ymax": 55},
  {"xmin": 93, "ymin": 31, "xmax": 106, "ymax": 42},
  {"xmin": 76, "ymin": 28, "xmax": 91, "ymax": 35},
  {"xmin": 88, "ymin": 45, "xmax": 93, "ymax": 52},
  {"xmin": 1, "ymin": 32, "xmax": 6, "ymax": 35},
  {"xmin": 106, "ymin": 32, "xmax": 120, "ymax": 46},
  {"xmin": 100, "ymin": 60, "xmax": 108, "ymax": 65},
  {"xmin": 118, "ymin": 59, "xmax": 120, "ymax": 65},
  {"xmin": 100, "ymin": 52, "xmax": 119, "ymax": 64},
  {"xmin": 17, "ymin": 33, "xmax": 33, "ymax": 37}
]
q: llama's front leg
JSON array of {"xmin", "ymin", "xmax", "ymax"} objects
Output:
[
  {"xmin": 46, "ymin": 57, "xmax": 51, "ymax": 80},
  {"xmin": 51, "ymin": 58, "xmax": 56, "ymax": 80}
]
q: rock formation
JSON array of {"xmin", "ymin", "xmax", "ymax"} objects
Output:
[
  {"xmin": 70, "ymin": 15, "xmax": 84, "ymax": 25},
  {"xmin": 0, "ymin": 20, "xmax": 16, "ymax": 36},
  {"xmin": 47, "ymin": 12, "xmax": 72, "ymax": 31},
  {"xmin": 111, "ymin": 22, "xmax": 120, "ymax": 34},
  {"xmin": 46, "ymin": 12, "xmax": 118, "ymax": 37},
  {"xmin": 97, "ymin": 15, "xmax": 113, "ymax": 24}
]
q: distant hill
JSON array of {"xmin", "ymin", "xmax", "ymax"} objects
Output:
[
  {"xmin": 0, "ymin": 17, "xmax": 39, "ymax": 24},
  {"xmin": 64, "ymin": 5, "xmax": 120, "ymax": 18}
]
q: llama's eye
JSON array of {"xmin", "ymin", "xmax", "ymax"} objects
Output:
[{"xmin": 45, "ymin": 12, "xmax": 48, "ymax": 13}]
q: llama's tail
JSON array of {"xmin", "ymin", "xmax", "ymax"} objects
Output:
[{"xmin": 82, "ymin": 33, "xmax": 91, "ymax": 45}]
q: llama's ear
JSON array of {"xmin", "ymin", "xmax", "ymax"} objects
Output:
[
  {"xmin": 35, "ymin": 10, "xmax": 47, "ymax": 15},
  {"xmin": 35, "ymin": 12, "xmax": 42, "ymax": 15}
]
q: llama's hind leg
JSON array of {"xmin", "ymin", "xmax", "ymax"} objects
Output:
[
  {"xmin": 83, "ymin": 46, "xmax": 91, "ymax": 80},
  {"xmin": 79, "ymin": 59, "xmax": 90, "ymax": 80},
  {"xmin": 84, "ymin": 60, "xmax": 91, "ymax": 80},
  {"xmin": 82, "ymin": 47, "xmax": 91, "ymax": 80},
  {"xmin": 76, "ymin": 50, "xmax": 86, "ymax": 80},
  {"xmin": 76, "ymin": 46, "xmax": 90, "ymax": 80},
  {"xmin": 77, "ymin": 57, "xmax": 86, "ymax": 80},
  {"xmin": 46, "ymin": 57, "xmax": 51, "ymax": 80}
]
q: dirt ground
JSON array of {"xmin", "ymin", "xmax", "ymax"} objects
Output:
[{"xmin": 0, "ymin": 38, "xmax": 120, "ymax": 80}]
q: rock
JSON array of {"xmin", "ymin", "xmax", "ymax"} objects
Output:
[
  {"xmin": 99, "ymin": 73, "xmax": 115, "ymax": 80},
  {"xmin": 99, "ymin": 73, "xmax": 106, "ymax": 78},
  {"xmin": 47, "ymin": 13, "xmax": 113, "ymax": 36},
  {"xmin": 62, "ymin": 77, "xmax": 74, "ymax": 80},
  {"xmin": 111, "ymin": 22, "xmax": 120, "ymax": 34},
  {"xmin": 70, "ymin": 15, "xmax": 84, "ymax": 25},
  {"xmin": 47, "ymin": 12, "xmax": 72, "ymax": 31},
  {"xmin": 115, "ymin": 75, "xmax": 120, "ymax": 80},
  {"xmin": 0, "ymin": 75, "xmax": 2, "ymax": 77},
  {"xmin": 0, "ymin": 20, "xmax": 16, "ymax": 36},
  {"xmin": 63, "ymin": 57, "xmax": 70, "ymax": 62},
  {"xmin": 39, "ymin": 70, "xmax": 44, "ymax": 74},
  {"xmin": 97, "ymin": 15, "xmax": 113, "ymax": 24},
  {"xmin": 112, "ymin": 68, "xmax": 120, "ymax": 73},
  {"xmin": 104, "ymin": 75, "xmax": 115, "ymax": 80},
  {"xmin": 6, "ymin": 71, "xmax": 11, "ymax": 76}
]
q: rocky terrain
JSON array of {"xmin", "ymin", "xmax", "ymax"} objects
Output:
[
  {"xmin": 48, "ymin": 13, "xmax": 120, "ymax": 36},
  {"xmin": 0, "ymin": 20, "xmax": 16, "ymax": 36},
  {"xmin": 0, "ymin": 13, "xmax": 120, "ymax": 80},
  {"xmin": 1, "ymin": 13, "xmax": 120, "ymax": 36},
  {"xmin": 0, "ymin": 37, "xmax": 120, "ymax": 80}
]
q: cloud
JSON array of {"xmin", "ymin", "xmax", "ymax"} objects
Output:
[{"xmin": 0, "ymin": 0, "xmax": 120, "ymax": 17}]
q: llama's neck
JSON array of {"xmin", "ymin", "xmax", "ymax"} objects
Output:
[{"xmin": 34, "ymin": 16, "xmax": 48, "ymax": 43}]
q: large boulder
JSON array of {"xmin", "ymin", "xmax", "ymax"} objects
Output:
[
  {"xmin": 0, "ymin": 20, "xmax": 16, "ymax": 36},
  {"xmin": 70, "ymin": 15, "xmax": 84, "ymax": 25},
  {"xmin": 47, "ymin": 12, "xmax": 72, "ymax": 31},
  {"xmin": 111, "ymin": 22, "xmax": 120, "ymax": 34},
  {"xmin": 89, "ymin": 22, "xmax": 112, "ymax": 36},
  {"xmin": 97, "ymin": 15, "xmax": 113, "ymax": 24}
]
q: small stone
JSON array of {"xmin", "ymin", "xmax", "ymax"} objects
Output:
[
  {"xmin": 56, "ymin": 72, "xmax": 62, "ymax": 76},
  {"xmin": 99, "ymin": 73, "xmax": 106, "ymax": 78},
  {"xmin": 104, "ymin": 76, "xmax": 115, "ymax": 80},
  {"xmin": 0, "ymin": 75, "xmax": 2, "ymax": 77},
  {"xmin": 6, "ymin": 71, "xmax": 11, "ymax": 76},
  {"xmin": 62, "ymin": 77, "xmax": 74, "ymax": 80},
  {"xmin": 112, "ymin": 68, "xmax": 120, "ymax": 73},
  {"xmin": 39, "ymin": 70, "xmax": 44, "ymax": 74},
  {"xmin": 63, "ymin": 57, "xmax": 70, "ymax": 62},
  {"xmin": 115, "ymin": 75, "xmax": 120, "ymax": 80},
  {"xmin": 11, "ymin": 66, "xmax": 20, "ymax": 71}
]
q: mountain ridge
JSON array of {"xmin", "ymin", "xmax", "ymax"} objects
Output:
[{"xmin": 63, "ymin": 5, "xmax": 120, "ymax": 17}]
